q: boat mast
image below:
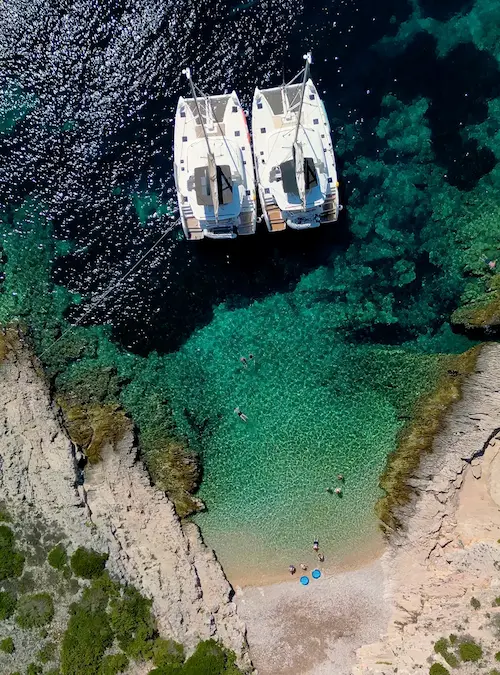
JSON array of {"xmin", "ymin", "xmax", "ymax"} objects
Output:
[
  {"xmin": 292, "ymin": 53, "xmax": 312, "ymax": 211},
  {"xmin": 182, "ymin": 68, "xmax": 219, "ymax": 222},
  {"xmin": 292, "ymin": 52, "xmax": 312, "ymax": 148}
]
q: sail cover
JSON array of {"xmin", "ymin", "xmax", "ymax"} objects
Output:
[
  {"xmin": 207, "ymin": 150, "xmax": 219, "ymax": 221},
  {"xmin": 293, "ymin": 141, "xmax": 306, "ymax": 210}
]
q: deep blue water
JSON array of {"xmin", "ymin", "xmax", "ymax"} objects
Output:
[{"xmin": 0, "ymin": 0, "xmax": 498, "ymax": 355}]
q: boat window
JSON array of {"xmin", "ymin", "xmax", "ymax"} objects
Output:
[{"xmin": 194, "ymin": 165, "xmax": 233, "ymax": 206}]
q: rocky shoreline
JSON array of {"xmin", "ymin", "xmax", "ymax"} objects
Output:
[
  {"xmin": 354, "ymin": 342, "xmax": 500, "ymax": 674},
  {"xmin": 0, "ymin": 340, "xmax": 251, "ymax": 671}
]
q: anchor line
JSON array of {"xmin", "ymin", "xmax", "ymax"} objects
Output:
[{"xmin": 38, "ymin": 220, "xmax": 179, "ymax": 359}]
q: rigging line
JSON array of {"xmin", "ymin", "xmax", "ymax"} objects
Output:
[{"xmin": 37, "ymin": 220, "xmax": 179, "ymax": 360}]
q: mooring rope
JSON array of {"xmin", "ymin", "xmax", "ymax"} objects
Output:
[{"xmin": 38, "ymin": 219, "xmax": 179, "ymax": 359}]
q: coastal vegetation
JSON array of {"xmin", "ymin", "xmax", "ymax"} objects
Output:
[
  {"xmin": 0, "ymin": 504, "xmax": 244, "ymax": 674},
  {"xmin": 430, "ymin": 632, "xmax": 495, "ymax": 673},
  {"xmin": 70, "ymin": 547, "xmax": 108, "ymax": 579},
  {"xmin": 15, "ymin": 593, "xmax": 54, "ymax": 629},
  {"xmin": 47, "ymin": 544, "xmax": 68, "ymax": 572}
]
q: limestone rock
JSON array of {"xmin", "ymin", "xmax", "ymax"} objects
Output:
[
  {"xmin": 0, "ymin": 343, "xmax": 252, "ymax": 671},
  {"xmin": 353, "ymin": 344, "xmax": 500, "ymax": 675}
]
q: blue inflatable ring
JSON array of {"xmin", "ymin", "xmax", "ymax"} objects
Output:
[
  {"xmin": 300, "ymin": 576, "xmax": 309, "ymax": 585},
  {"xmin": 312, "ymin": 569, "xmax": 321, "ymax": 579}
]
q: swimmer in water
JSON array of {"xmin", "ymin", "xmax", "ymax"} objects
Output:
[
  {"xmin": 337, "ymin": 474, "xmax": 344, "ymax": 481},
  {"xmin": 335, "ymin": 487, "xmax": 342, "ymax": 495},
  {"xmin": 234, "ymin": 407, "xmax": 248, "ymax": 422},
  {"xmin": 240, "ymin": 356, "xmax": 248, "ymax": 367}
]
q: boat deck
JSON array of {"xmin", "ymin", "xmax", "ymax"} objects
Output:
[{"xmin": 265, "ymin": 204, "xmax": 286, "ymax": 232}]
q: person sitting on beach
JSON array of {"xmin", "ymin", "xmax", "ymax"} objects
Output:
[
  {"xmin": 289, "ymin": 565, "xmax": 296, "ymax": 575},
  {"xmin": 300, "ymin": 563, "xmax": 307, "ymax": 571},
  {"xmin": 234, "ymin": 407, "xmax": 248, "ymax": 422},
  {"xmin": 313, "ymin": 540, "xmax": 319, "ymax": 551},
  {"xmin": 317, "ymin": 553, "xmax": 324, "ymax": 562}
]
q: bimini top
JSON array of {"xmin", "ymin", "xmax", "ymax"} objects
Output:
[
  {"xmin": 252, "ymin": 53, "xmax": 340, "ymax": 232},
  {"xmin": 173, "ymin": 69, "xmax": 257, "ymax": 241}
]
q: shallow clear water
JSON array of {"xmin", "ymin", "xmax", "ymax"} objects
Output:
[{"xmin": 0, "ymin": 0, "xmax": 499, "ymax": 582}]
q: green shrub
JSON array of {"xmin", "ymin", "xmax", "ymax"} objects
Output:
[
  {"xmin": 27, "ymin": 665, "xmax": 43, "ymax": 675},
  {"xmin": 38, "ymin": 641, "xmax": 57, "ymax": 663},
  {"xmin": 0, "ymin": 590, "xmax": 17, "ymax": 619},
  {"xmin": 429, "ymin": 665, "xmax": 450, "ymax": 675},
  {"xmin": 449, "ymin": 634, "xmax": 457, "ymax": 645},
  {"xmin": 493, "ymin": 597, "xmax": 500, "ymax": 606},
  {"xmin": 109, "ymin": 586, "xmax": 156, "ymax": 658},
  {"xmin": 470, "ymin": 597, "xmax": 481, "ymax": 609},
  {"xmin": 458, "ymin": 640, "xmax": 482, "ymax": 662},
  {"xmin": 15, "ymin": 593, "xmax": 54, "ymax": 629},
  {"xmin": 18, "ymin": 571, "xmax": 36, "ymax": 593},
  {"xmin": 433, "ymin": 638, "xmax": 458, "ymax": 668},
  {"xmin": 0, "ymin": 637, "xmax": 14, "ymax": 653},
  {"xmin": 0, "ymin": 525, "xmax": 24, "ymax": 580},
  {"xmin": 70, "ymin": 547, "xmax": 108, "ymax": 579},
  {"xmin": 490, "ymin": 669, "xmax": 500, "ymax": 675},
  {"xmin": 60, "ymin": 606, "xmax": 113, "ymax": 675},
  {"xmin": 183, "ymin": 640, "xmax": 242, "ymax": 675},
  {"xmin": 496, "ymin": 652, "xmax": 500, "ymax": 661},
  {"xmin": 434, "ymin": 638, "xmax": 448, "ymax": 654},
  {"xmin": 99, "ymin": 653, "xmax": 129, "ymax": 675},
  {"xmin": 48, "ymin": 543, "xmax": 68, "ymax": 570},
  {"xmin": 80, "ymin": 574, "xmax": 119, "ymax": 613},
  {"xmin": 0, "ymin": 506, "xmax": 11, "ymax": 522},
  {"xmin": 152, "ymin": 638, "xmax": 185, "ymax": 668}
]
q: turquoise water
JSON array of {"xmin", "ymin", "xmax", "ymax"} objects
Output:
[
  {"xmin": 164, "ymin": 298, "xmax": 472, "ymax": 580},
  {"xmin": 0, "ymin": 0, "xmax": 499, "ymax": 584}
]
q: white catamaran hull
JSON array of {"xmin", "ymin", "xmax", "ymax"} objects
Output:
[
  {"xmin": 174, "ymin": 90, "xmax": 257, "ymax": 240},
  {"xmin": 252, "ymin": 77, "xmax": 340, "ymax": 233}
]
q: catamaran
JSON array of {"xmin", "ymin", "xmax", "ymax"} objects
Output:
[
  {"xmin": 252, "ymin": 53, "xmax": 340, "ymax": 232},
  {"xmin": 174, "ymin": 68, "xmax": 257, "ymax": 240}
]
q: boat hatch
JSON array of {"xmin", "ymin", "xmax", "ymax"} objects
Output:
[
  {"xmin": 194, "ymin": 165, "xmax": 233, "ymax": 206},
  {"xmin": 280, "ymin": 157, "xmax": 318, "ymax": 195}
]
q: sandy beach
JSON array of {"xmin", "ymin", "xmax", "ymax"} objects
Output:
[
  {"xmin": 236, "ymin": 559, "xmax": 389, "ymax": 675},
  {"xmin": 236, "ymin": 343, "xmax": 500, "ymax": 675}
]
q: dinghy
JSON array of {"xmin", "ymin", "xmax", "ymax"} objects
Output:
[
  {"xmin": 252, "ymin": 53, "xmax": 340, "ymax": 232},
  {"xmin": 174, "ymin": 69, "xmax": 257, "ymax": 240}
]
